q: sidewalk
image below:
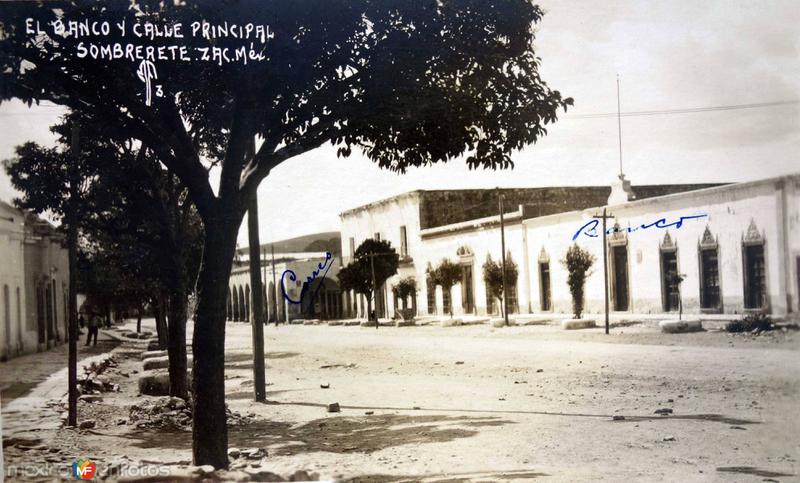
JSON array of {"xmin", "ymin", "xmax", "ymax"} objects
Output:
[{"xmin": 1, "ymin": 330, "xmax": 120, "ymax": 407}]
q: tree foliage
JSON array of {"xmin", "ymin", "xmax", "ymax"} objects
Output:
[
  {"xmin": 430, "ymin": 258, "xmax": 462, "ymax": 290},
  {"xmin": 561, "ymin": 244, "xmax": 595, "ymax": 319},
  {"xmin": 482, "ymin": 252, "xmax": 519, "ymax": 308},
  {"xmin": 0, "ymin": 0, "xmax": 571, "ymax": 467},
  {"xmin": 393, "ymin": 276, "xmax": 417, "ymax": 300},
  {"xmin": 339, "ymin": 238, "xmax": 400, "ymax": 297}
]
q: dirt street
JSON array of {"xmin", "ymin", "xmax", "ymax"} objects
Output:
[
  {"xmin": 218, "ymin": 322, "xmax": 800, "ymax": 482},
  {"xmin": 2, "ymin": 320, "xmax": 799, "ymax": 482}
]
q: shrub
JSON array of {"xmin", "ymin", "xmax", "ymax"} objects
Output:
[
  {"xmin": 725, "ymin": 312, "xmax": 773, "ymax": 333},
  {"xmin": 561, "ymin": 244, "xmax": 595, "ymax": 319}
]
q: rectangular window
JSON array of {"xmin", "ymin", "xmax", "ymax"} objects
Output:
[
  {"xmin": 427, "ymin": 278, "xmax": 436, "ymax": 315},
  {"xmin": 485, "ymin": 282, "xmax": 495, "ymax": 315},
  {"xmin": 442, "ymin": 287, "xmax": 451, "ymax": 315},
  {"xmin": 539, "ymin": 262, "xmax": 551, "ymax": 311},
  {"xmin": 744, "ymin": 244, "xmax": 766, "ymax": 309},
  {"xmin": 660, "ymin": 250, "xmax": 679, "ymax": 311},
  {"xmin": 349, "ymin": 237, "xmax": 355, "ymax": 257},
  {"xmin": 507, "ymin": 283, "xmax": 518, "ymax": 314},
  {"xmin": 700, "ymin": 248, "xmax": 720, "ymax": 309},
  {"xmin": 400, "ymin": 226, "xmax": 408, "ymax": 257},
  {"xmin": 374, "ymin": 232, "xmax": 381, "ymax": 241}
]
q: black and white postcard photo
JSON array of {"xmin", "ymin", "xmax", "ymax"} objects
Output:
[{"xmin": 0, "ymin": 0, "xmax": 798, "ymax": 481}]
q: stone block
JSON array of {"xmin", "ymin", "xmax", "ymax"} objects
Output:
[
  {"xmin": 138, "ymin": 371, "xmax": 171, "ymax": 396},
  {"xmin": 659, "ymin": 319, "xmax": 703, "ymax": 333},
  {"xmin": 561, "ymin": 319, "xmax": 596, "ymax": 330},
  {"xmin": 143, "ymin": 356, "xmax": 169, "ymax": 371},
  {"xmin": 441, "ymin": 318, "xmax": 462, "ymax": 327},
  {"xmin": 141, "ymin": 350, "xmax": 167, "ymax": 360}
]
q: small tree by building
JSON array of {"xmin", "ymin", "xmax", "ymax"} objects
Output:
[
  {"xmin": 561, "ymin": 244, "xmax": 596, "ymax": 319},
  {"xmin": 393, "ymin": 277, "xmax": 417, "ymax": 310},
  {"xmin": 482, "ymin": 253, "xmax": 519, "ymax": 318},
  {"xmin": 430, "ymin": 259, "xmax": 462, "ymax": 317},
  {"xmin": 392, "ymin": 276, "xmax": 417, "ymax": 320},
  {"xmin": 338, "ymin": 239, "xmax": 399, "ymax": 321}
]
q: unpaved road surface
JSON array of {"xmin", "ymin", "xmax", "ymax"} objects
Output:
[
  {"xmin": 219, "ymin": 323, "xmax": 800, "ymax": 482},
  {"xmin": 2, "ymin": 321, "xmax": 798, "ymax": 482}
]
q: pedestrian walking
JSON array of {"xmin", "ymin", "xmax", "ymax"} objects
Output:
[{"xmin": 86, "ymin": 311, "xmax": 100, "ymax": 346}]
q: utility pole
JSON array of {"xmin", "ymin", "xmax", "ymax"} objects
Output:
[
  {"xmin": 498, "ymin": 189, "xmax": 509, "ymax": 327},
  {"xmin": 246, "ymin": 140, "xmax": 266, "ymax": 402},
  {"xmin": 593, "ymin": 208, "xmax": 614, "ymax": 334},
  {"xmin": 370, "ymin": 254, "xmax": 378, "ymax": 329},
  {"xmin": 271, "ymin": 243, "xmax": 277, "ymax": 325},
  {"xmin": 616, "ymin": 74, "xmax": 624, "ymax": 177},
  {"xmin": 67, "ymin": 123, "xmax": 79, "ymax": 427}
]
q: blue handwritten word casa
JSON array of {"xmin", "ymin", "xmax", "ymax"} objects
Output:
[
  {"xmin": 572, "ymin": 214, "xmax": 707, "ymax": 241},
  {"xmin": 281, "ymin": 252, "xmax": 334, "ymax": 305}
]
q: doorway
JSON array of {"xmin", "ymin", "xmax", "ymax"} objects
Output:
[
  {"xmin": 539, "ymin": 262, "xmax": 551, "ymax": 311},
  {"xmin": 660, "ymin": 250, "xmax": 679, "ymax": 311},
  {"xmin": 611, "ymin": 245, "xmax": 629, "ymax": 311},
  {"xmin": 743, "ymin": 244, "xmax": 766, "ymax": 309}
]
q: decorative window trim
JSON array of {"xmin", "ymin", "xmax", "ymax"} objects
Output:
[
  {"xmin": 608, "ymin": 221, "xmax": 628, "ymax": 247},
  {"xmin": 537, "ymin": 246, "xmax": 549, "ymax": 264}
]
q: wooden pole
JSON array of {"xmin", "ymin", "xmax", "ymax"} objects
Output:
[
  {"xmin": 66, "ymin": 123, "xmax": 79, "ymax": 427},
  {"xmin": 602, "ymin": 208, "xmax": 609, "ymax": 334},
  {"xmin": 499, "ymin": 190, "xmax": 509, "ymax": 326},
  {"xmin": 370, "ymin": 254, "xmax": 378, "ymax": 329},
  {"xmin": 246, "ymin": 150, "xmax": 266, "ymax": 402}
]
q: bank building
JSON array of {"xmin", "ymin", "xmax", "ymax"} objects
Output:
[{"xmin": 228, "ymin": 172, "xmax": 799, "ymax": 324}]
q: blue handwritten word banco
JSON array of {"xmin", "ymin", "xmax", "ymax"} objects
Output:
[
  {"xmin": 572, "ymin": 214, "xmax": 707, "ymax": 241},
  {"xmin": 281, "ymin": 252, "xmax": 335, "ymax": 305}
]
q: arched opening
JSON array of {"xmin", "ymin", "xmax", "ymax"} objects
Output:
[
  {"xmin": 245, "ymin": 284, "xmax": 251, "ymax": 322},
  {"xmin": 232, "ymin": 285, "xmax": 240, "ymax": 321},
  {"xmin": 238, "ymin": 286, "xmax": 245, "ymax": 322},
  {"xmin": 226, "ymin": 287, "xmax": 233, "ymax": 321}
]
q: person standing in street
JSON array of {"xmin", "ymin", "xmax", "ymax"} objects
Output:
[{"xmin": 86, "ymin": 310, "xmax": 100, "ymax": 346}]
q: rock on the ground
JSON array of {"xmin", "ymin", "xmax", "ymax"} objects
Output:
[
  {"xmin": 659, "ymin": 319, "xmax": 703, "ymax": 333},
  {"xmin": 79, "ymin": 419, "xmax": 96, "ymax": 429},
  {"xmin": 79, "ymin": 394, "xmax": 103, "ymax": 403},
  {"xmin": 327, "ymin": 402, "xmax": 341, "ymax": 413},
  {"xmin": 138, "ymin": 371, "xmax": 171, "ymax": 396},
  {"xmin": 562, "ymin": 319, "xmax": 596, "ymax": 330},
  {"xmin": 228, "ymin": 447, "xmax": 241, "ymax": 459},
  {"xmin": 654, "ymin": 408, "xmax": 673, "ymax": 415}
]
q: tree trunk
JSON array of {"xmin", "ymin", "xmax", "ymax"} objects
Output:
[
  {"xmin": 136, "ymin": 308, "xmax": 142, "ymax": 333},
  {"xmin": 154, "ymin": 294, "xmax": 168, "ymax": 350},
  {"xmin": 192, "ymin": 217, "xmax": 239, "ymax": 469},
  {"xmin": 167, "ymin": 288, "xmax": 189, "ymax": 400}
]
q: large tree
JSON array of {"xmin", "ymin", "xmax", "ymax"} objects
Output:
[
  {"xmin": 429, "ymin": 258, "xmax": 462, "ymax": 316},
  {"xmin": 5, "ymin": 112, "xmax": 203, "ymax": 400},
  {"xmin": 0, "ymin": 0, "xmax": 571, "ymax": 467}
]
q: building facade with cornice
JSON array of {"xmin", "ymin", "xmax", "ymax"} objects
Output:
[
  {"xmin": 338, "ymin": 174, "xmax": 800, "ymax": 321},
  {"xmin": 0, "ymin": 201, "xmax": 70, "ymax": 361}
]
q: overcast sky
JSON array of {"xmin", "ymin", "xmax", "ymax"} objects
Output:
[{"xmin": 0, "ymin": 0, "xmax": 797, "ymax": 246}]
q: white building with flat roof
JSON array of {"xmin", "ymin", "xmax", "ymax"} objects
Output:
[{"xmin": 338, "ymin": 174, "xmax": 799, "ymax": 321}]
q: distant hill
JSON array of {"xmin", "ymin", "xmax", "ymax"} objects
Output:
[{"xmin": 237, "ymin": 231, "xmax": 341, "ymax": 256}]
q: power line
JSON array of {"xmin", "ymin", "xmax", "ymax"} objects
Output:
[{"xmin": 565, "ymin": 100, "xmax": 799, "ymax": 119}]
